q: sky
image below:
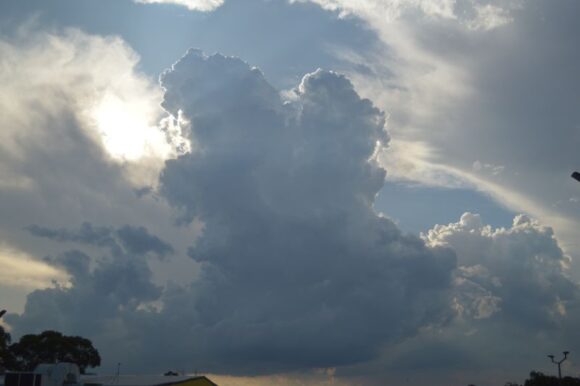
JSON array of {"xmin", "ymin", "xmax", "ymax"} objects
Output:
[{"xmin": 0, "ymin": 1, "xmax": 579, "ymax": 385}]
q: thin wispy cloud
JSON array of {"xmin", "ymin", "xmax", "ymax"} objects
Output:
[
  {"xmin": 299, "ymin": 0, "xmax": 580, "ymax": 270},
  {"xmin": 133, "ymin": 0, "xmax": 224, "ymax": 11}
]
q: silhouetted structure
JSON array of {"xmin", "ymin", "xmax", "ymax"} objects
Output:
[
  {"xmin": 524, "ymin": 371, "xmax": 580, "ymax": 386},
  {"xmin": 572, "ymin": 171, "xmax": 580, "ymax": 183},
  {"xmin": 548, "ymin": 351, "xmax": 570, "ymax": 379},
  {"xmin": 82, "ymin": 375, "xmax": 217, "ymax": 386}
]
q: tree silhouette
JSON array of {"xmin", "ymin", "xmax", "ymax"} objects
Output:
[
  {"xmin": 8, "ymin": 330, "xmax": 100, "ymax": 374},
  {"xmin": 519, "ymin": 371, "xmax": 580, "ymax": 386},
  {"xmin": 0, "ymin": 326, "xmax": 12, "ymax": 373}
]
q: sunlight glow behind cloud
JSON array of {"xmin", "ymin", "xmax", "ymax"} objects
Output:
[
  {"xmin": 0, "ymin": 28, "xmax": 191, "ymax": 188},
  {"xmin": 92, "ymin": 92, "xmax": 170, "ymax": 161},
  {"xmin": 0, "ymin": 244, "xmax": 68, "ymax": 289}
]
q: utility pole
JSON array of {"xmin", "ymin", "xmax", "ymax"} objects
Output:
[
  {"xmin": 548, "ymin": 351, "xmax": 569, "ymax": 380},
  {"xmin": 0, "ymin": 310, "xmax": 6, "ymax": 374}
]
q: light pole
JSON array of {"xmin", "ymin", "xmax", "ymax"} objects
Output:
[
  {"xmin": 548, "ymin": 351, "xmax": 569, "ymax": 380},
  {"xmin": 0, "ymin": 309, "xmax": 6, "ymax": 374}
]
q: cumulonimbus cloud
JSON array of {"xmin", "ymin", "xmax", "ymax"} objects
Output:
[
  {"xmin": 8, "ymin": 49, "xmax": 458, "ymax": 374},
  {"xmin": 156, "ymin": 49, "xmax": 458, "ymax": 372},
  {"xmin": 295, "ymin": 0, "xmax": 580, "ymax": 270},
  {"xmin": 7, "ymin": 45, "xmax": 580, "ymax": 384}
]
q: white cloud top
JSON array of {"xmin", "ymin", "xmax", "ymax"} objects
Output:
[
  {"xmin": 134, "ymin": 0, "xmax": 224, "ymax": 11},
  {"xmin": 426, "ymin": 213, "xmax": 573, "ymax": 325}
]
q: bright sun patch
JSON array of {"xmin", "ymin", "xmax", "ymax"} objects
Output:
[{"xmin": 92, "ymin": 92, "xmax": 171, "ymax": 161}]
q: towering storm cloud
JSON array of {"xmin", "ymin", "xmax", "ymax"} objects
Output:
[
  {"xmin": 9, "ymin": 49, "xmax": 456, "ymax": 374},
  {"xmin": 4, "ymin": 2, "xmax": 580, "ymax": 384},
  {"xmin": 156, "ymin": 50, "xmax": 457, "ymax": 371},
  {"xmin": 7, "ymin": 46, "xmax": 580, "ymax": 385}
]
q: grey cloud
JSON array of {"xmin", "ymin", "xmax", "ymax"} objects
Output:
[
  {"xmin": 338, "ymin": 213, "xmax": 580, "ymax": 384},
  {"xmin": 8, "ymin": 246, "xmax": 162, "ymax": 344},
  {"xmin": 116, "ymin": 226, "xmax": 175, "ymax": 257},
  {"xmin": 7, "ymin": 224, "xmax": 165, "ymax": 362},
  {"xmin": 26, "ymin": 223, "xmax": 116, "ymax": 249},
  {"xmin": 26, "ymin": 223, "xmax": 174, "ymax": 258},
  {"xmin": 48, "ymin": 250, "xmax": 92, "ymax": 281},
  {"xmin": 17, "ymin": 223, "xmax": 173, "ymax": 326},
  {"xmin": 392, "ymin": 212, "xmax": 580, "ymax": 381},
  {"xmin": 9, "ymin": 222, "xmax": 173, "ymax": 350},
  {"xmin": 426, "ymin": 213, "xmax": 578, "ymax": 330}
]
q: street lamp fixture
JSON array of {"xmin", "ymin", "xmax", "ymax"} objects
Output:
[
  {"xmin": 548, "ymin": 351, "xmax": 569, "ymax": 380},
  {"xmin": 572, "ymin": 171, "xmax": 580, "ymax": 183}
]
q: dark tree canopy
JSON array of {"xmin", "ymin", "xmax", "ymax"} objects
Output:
[
  {"xmin": 518, "ymin": 371, "xmax": 580, "ymax": 386},
  {"xmin": 0, "ymin": 326, "xmax": 11, "ymax": 351},
  {"xmin": 8, "ymin": 330, "xmax": 100, "ymax": 374},
  {"xmin": 0, "ymin": 326, "xmax": 12, "ymax": 372}
]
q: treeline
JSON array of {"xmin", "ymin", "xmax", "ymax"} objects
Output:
[
  {"xmin": 504, "ymin": 372, "xmax": 580, "ymax": 386},
  {"xmin": 466, "ymin": 372, "xmax": 580, "ymax": 386},
  {"xmin": 2, "ymin": 325, "xmax": 580, "ymax": 384},
  {"xmin": 0, "ymin": 327, "xmax": 100, "ymax": 374}
]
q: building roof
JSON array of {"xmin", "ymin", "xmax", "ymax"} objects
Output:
[{"xmin": 80, "ymin": 375, "xmax": 217, "ymax": 386}]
